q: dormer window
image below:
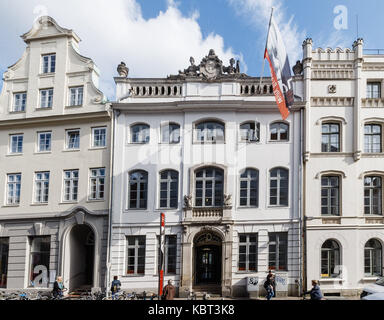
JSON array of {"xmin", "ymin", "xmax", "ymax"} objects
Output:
[{"xmin": 42, "ymin": 54, "xmax": 56, "ymax": 74}]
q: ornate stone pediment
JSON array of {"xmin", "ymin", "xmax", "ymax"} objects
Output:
[
  {"xmin": 200, "ymin": 49, "xmax": 223, "ymax": 80},
  {"xmin": 170, "ymin": 49, "xmax": 249, "ymax": 81}
]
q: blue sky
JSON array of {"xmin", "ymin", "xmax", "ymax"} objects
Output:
[{"xmin": 1, "ymin": 0, "xmax": 383, "ymax": 100}]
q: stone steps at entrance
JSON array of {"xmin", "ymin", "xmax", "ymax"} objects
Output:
[
  {"xmin": 67, "ymin": 285, "xmax": 92, "ymax": 299},
  {"xmin": 193, "ymin": 285, "xmax": 222, "ymax": 297}
]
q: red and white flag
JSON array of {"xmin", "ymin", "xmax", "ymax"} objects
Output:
[{"xmin": 264, "ymin": 15, "xmax": 293, "ymax": 120}]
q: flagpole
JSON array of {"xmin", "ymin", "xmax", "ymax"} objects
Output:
[{"xmin": 259, "ymin": 7, "xmax": 275, "ymax": 90}]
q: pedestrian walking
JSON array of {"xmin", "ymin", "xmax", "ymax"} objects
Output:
[
  {"xmin": 162, "ymin": 280, "xmax": 176, "ymax": 300},
  {"xmin": 267, "ymin": 270, "xmax": 276, "ymax": 297},
  {"xmin": 110, "ymin": 276, "xmax": 122, "ymax": 300},
  {"xmin": 264, "ymin": 272, "xmax": 275, "ymax": 300}
]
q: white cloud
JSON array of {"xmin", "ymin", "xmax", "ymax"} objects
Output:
[
  {"xmin": 227, "ymin": 0, "xmax": 306, "ymax": 65},
  {"xmin": 315, "ymin": 30, "xmax": 353, "ymax": 51},
  {"xmin": 0, "ymin": 0, "xmax": 242, "ymax": 99}
]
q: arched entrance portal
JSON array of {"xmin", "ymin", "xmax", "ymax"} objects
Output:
[
  {"xmin": 68, "ymin": 225, "xmax": 95, "ymax": 291},
  {"xmin": 194, "ymin": 232, "xmax": 222, "ymax": 286}
]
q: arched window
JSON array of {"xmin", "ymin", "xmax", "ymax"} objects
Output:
[
  {"xmin": 321, "ymin": 240, "xmax": 341, "ymax": 278},
  {"xmin": 239, "ymin": 169, "xmax": 259, "ymax": 207},
  {"xmin": 364, "ymin": 176, "xmax": 382, "ymax": 215},
  {"xmin": 364, "ymin": 124, "xmax": 382, "ymax": 153},
  {"xmin": 322, "ymin": 123, "xmax": 340, "ymax": 152},
  {"xmin": 131, "ymin": 124, "xmax": 150, "ymax": 144},
  {"xmin": 364, "ymin": 239, "xmax": 382, "ymax": 276},
  {"xmin": 269, "ymin": 168, "xmax": 289, "ymax": 206},
  {"xmin": 195, "ymin": 167, "xmax": 224, "ymax": 207},
  {"xmin": 159, "ymin": 170, "xmax": 179, "ymax": 209},
  {"xmin": 240, "ymin": 122, "xmax": 260, "ymax": 142},
  {"xmin": 161, "ymin": 123, "xmax": 180, "ymax": 144},
  {"xmin": 128, "ymin": 170, "xmax": 148, "ymax": 209},
  {"xmin": 270, "ymin": 122, "xmax": 289, "ymax": 142},
  {"xmin": 195, "ymin": 121, "xmax": 225, "ymax": 143}
]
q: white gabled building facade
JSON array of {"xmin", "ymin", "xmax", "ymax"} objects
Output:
[
  {"xmin": 302, "ymin": 38, "xmax": 384, "ymax": 296},
  {"xmin": 0, "ymin": 17, "xmax": 111, "ymax": 292},
  {"xmin": 110, "ymin": 50, "xmax": 304, "ymax": 297}
]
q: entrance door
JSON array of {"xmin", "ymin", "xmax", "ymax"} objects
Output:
[
  {"xmin": 0, "ymin": 238, "xmax": 9, "ymax": 288},
  {"xmin": 195, "ymin": 245, "xmax": 222, "ymax": 285},
  {"xmin": 68, "ymin": 225, "xmax": 95, "ymax": 291}
]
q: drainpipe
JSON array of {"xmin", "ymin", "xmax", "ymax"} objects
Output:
[
  {"xmin": 299, "ymin": 107, "xmax": 305, "ymax": 296},
  {"xmin": 105, "ymin": 104, "xmax": 116, "ymax": 293}
]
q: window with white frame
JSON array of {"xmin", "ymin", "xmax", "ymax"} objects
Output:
[
  {"xmin": 89, "ymin": 168, "xmax": 105, "ymax": 200},
  {"xmin": 195, "ymin": 167, "xmax": 224, "ymax": 207},
  {"xmin": 364, "ymin": 176, "xmax": 382, "ymax": 215},
  {"xmin": 195, "ymin": 121, "xmax": 225, "ymax": 143},
  {"xmin": 42, "ymin": 54, "xmax": 56, "ymax": 74},
  {"xmin": 92, "ymin": 127, "xmax": 107, "ymax": 148},
  {"xmin": 269, "ymin": 168, "xmax": 289, "ymax": 206},
  {"xmin": 268, "ymin": 232, "xmax": 288, "ymax": 271},
  {"xmin": 37, "ymin": 132, "xmax": 52, "ymax": 152},
  {"xmin": 6, "ymin": 174, "xmax": 21, "ymax": 205},
  {"xmin": 159, "ymin": 170, "xmax": 178, "ymax": 209},
  {"xmin": 321, "ymin": 176, "xmax": 340, "ymax": 216},
  {"xmin": 240, "ymin": 122, "xmax": 260, "ymax": 142},
  {"xmin": 161, "ymin": 123, "xmax": 180, "ymax": 144},
  {"xmin": 34, "ymin": 172, "xmax": 50, "ymax": 204},
  {"xmin": 364, "ymin": 124, "xmax": 382, "ymax": 153},
  {"xmin": 239, "ymin": 168, "xmax": 259, "ymax": 207},
  {"xmin": 322, "ymin": 123, "xmax": 340, "ymax": 152},
  {"xmin": 69, "ymin": 87, "xmax": 84, "ymax": 106},
  {"xmin": 39, "ymin": 89, "xmax": 53, "ymax": 109},
  {"xmin": 131, "ymin": 124, "xmax": 150, "ymax": 144},
  {"xmin": 66, "ymin": 130, "xmax": 80, "ymax": 150},
  {"xmin": 63, "ymin": 170, "xmax": 79, "ymax": 202},
  {"xmin": 12, "ymin": 92, "xmax": 27, "ymax": 112},
  {"xmin": 128, "ymin": 171, "xmax": 148, "ymax": 209},
  {"xmin": 367, "ymin": 82, "xmax": 381, "ymax": 99},
  {"xmin": 126, "ymin": 236, "xmax": 146, "ymax": 275},
  {"xmin": 321, "ymin": 240, "xmax": 341, "ymax": 278},
  {"xmin": 157, "ymin": 235, "xmax": 177, "ymax": 275},
  {"xmin": 9, "ymin": 134, "xmax": 23, "ymax": 154},
  {"xmin": 238, "ymin": 234, "xmax": 258, "ymax": 272},
  {"xmin": 364, "ymin": 239, "xmax": 382, "ymax": 277},
  {"xmin": 270, "ymin": 122, "xmax": 289, "ymax": 141}
]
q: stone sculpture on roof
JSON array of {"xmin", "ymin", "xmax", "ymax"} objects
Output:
[{"xmin": 170, "ymin": 49, "xmax": 249, "ymax": 81}]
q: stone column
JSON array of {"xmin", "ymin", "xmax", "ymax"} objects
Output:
[
  {"xmin": 222, "ymin": 224, "xmax": 233, "ymax": 297},
  {"xmin": 179, "ymin": 226, "xmax": 193, "ymax": 298}
]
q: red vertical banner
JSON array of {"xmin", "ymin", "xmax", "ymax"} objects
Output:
[{"xmin": 159, "ymin": 213, "xmax": 165, "ymax": 298}]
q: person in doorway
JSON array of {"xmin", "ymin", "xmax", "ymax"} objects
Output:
[
  {"xmin": 303, "ymin": 280, "xmax": 324, "ymax": 300},
  {"xmin": 264, "ymin": 272, "xmax": 275, "ymax": 300},
  {"xmin": 52, "ymin": 276, "xmax": 66, "ymax": 300},
  {"xmin": 162, "ymin": 280, "xmax": 176, "ymax": 300},
  {"xmin": 111, "ymin": 276, "xmax": 122, "ymax": 300}
]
